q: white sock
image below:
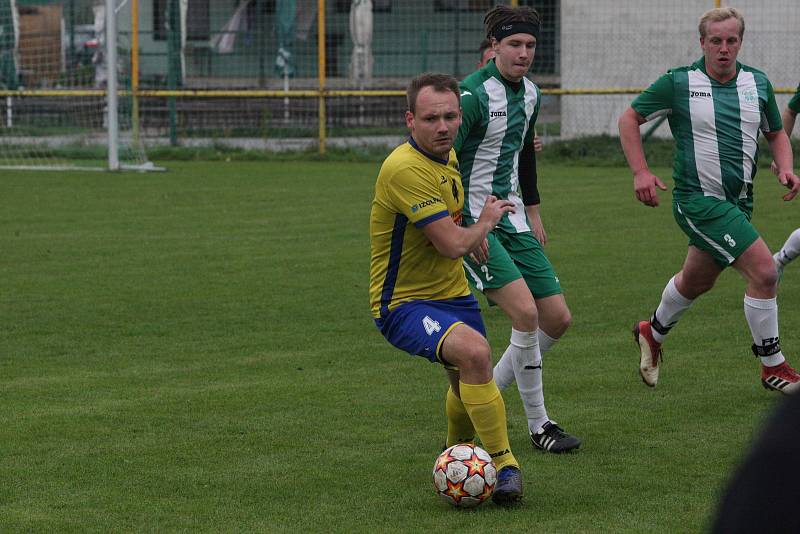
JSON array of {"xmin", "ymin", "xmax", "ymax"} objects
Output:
[
  {"xmin": 651, "ymin": 276, "xmax": 694, "ymax": 344},
  {"xmin": 494, "ymin": 330, "xmax": 557, "ymax": 391},
  {"xmin": 507, "ymin": 328, "xmax": 548, "ymax": 434},
  {"xmin": 776, "ymin": 228, "xmax": 800, "ymax": 266},
  {"xmin": 744, "ymin": 295, "xmax": 785, "ymax": 367},
  {"xmin": 538, "ymin": 329, "xmax": 557, "ymax": 354},
  {"xmin": 493, "ymin": 344, "xmax": 516, "ymax": 391}
]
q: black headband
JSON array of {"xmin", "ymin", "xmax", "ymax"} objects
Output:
[{"xmin": 491, "ymin": 21, "xmax": 540, "ymax": 42}]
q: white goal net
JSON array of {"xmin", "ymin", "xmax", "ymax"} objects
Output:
[{"xmin": 0, "ymin": 0, "xmax": 155, "ymax": 170}]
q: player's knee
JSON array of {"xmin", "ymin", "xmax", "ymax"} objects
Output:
[
  {"xmin": 458, "ymin": 341, "xmax": 492, "ymax": 375},
  {"xmin": 443, "ymin": 328, "xmax": 492, "ymax": 376},
  {"xmin": 556, "ymin": 308, "xmax": 572, "ymax": 334},
  {"xmin": 511, "ymin": 302, "xmax": 538, "ymax": 331},
  {"xmin": 757, "ymin": 265, "xmax": 780, "ymax": 291},
  {"xmin": 681, "ymin": 277, "xmax": 714, "ymax": 298}
]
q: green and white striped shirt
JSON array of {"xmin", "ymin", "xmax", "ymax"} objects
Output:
[
  {"xmin": 455, "ymin": 60, "xmax": 540, "ymax": 234},
  {"xmin": 632, "ymin": 57, "xmax": 782, "ymax": 204},
  {"xmin": 788, "ymin": 83, "xmax": 800, "ymax": 114}
]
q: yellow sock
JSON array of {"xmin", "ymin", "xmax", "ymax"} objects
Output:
[
  {"xmin": 446, "ymin": 387, "xmax": 475, "ymax": 447},
  {"xmin": 459, "ymin": 380, "xmax": 518, "ymax": 471}
]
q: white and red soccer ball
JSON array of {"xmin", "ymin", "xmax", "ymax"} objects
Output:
[{"xmin": 432, "ymin": 443, "xmax": 496, "ymax": 507}]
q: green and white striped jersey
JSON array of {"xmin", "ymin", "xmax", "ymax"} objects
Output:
[
  {"xmin": 788, "ymin": 83, "xmax": 800, "ymax": 114},
  {"xmin": 455, "ymin": 60, "xmax": 540, "ymax": 234},
  {"xmin": 632, "ymin": 57, "xmax": 782, "ymax": 204}
]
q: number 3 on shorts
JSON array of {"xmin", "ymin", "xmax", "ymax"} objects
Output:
[{"xmin": 423, "ymin": 316, "xmax": 441, "ymax": 336}]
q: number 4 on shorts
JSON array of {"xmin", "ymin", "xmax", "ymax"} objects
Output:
[{"xmin": 423, "ymin": 316, "xmax": 441, "ymax": 336}]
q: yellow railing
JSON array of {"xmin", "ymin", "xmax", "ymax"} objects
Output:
[
  {"xmin": 3, "ymin": 87, "xmax": 796, "ymax": 99},
  {"xmin": 0, "ymin": 0, "xmax": 746, "ymax": 154}
]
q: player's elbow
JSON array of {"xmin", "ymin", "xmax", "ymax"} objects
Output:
[
  {"xmin": 617, "ymin": 110, "xmax": 634, "ymax": 132},
  {"xmin": 430, "ymin": 240, "xmax": 464, "ymax": 260},
  {"xmin": 442, "ymin": 245, "xmax": 467, "ymax": 260}
]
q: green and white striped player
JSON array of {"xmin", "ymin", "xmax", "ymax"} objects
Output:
[
  {"xmin": 769, "ymin": 86, "xmax": 800, "ymax": 277},
  {"xmin": 455, "ymin": 5, "xmax": 581, "ymax": 454},
  {"xmin": 619, "ymin": 7, "xmax": 800, "ymax": 394}
]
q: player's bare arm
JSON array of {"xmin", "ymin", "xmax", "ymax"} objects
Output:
[
  {"xmin": 619, "ymin": 107, "xmax": 667, "ymax": 207},
  {"xmin": 771, "ymin": 107, "xmax": 798, "ymax": 177},
  {"xmin": 764, "ymin": 129, "xmax": 800, "ymax": 201},
  {"xmin": 423, "ymin": 195, "xmax": 514, "ymax": 259},
  {"xmin": 782, "ymin": 107, "xmax": 798, "ymax": 140},
  {"xmin": 468, "ymin": 238, "xmax": 490, "ymax": 265},
  {"xmin": 525, "ymin": 204, "xmax": 547, "ymax": 246}
]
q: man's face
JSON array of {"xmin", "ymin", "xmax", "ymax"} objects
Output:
[
  {"xmin": 492, "ymin": 33, "xmax": 536, "ymax": 82},
  {"xmin": 405, "ymin": 86, "xmax": 461, "ymax": 159},
  {"xmin": 701, "ymin": 17, "xmax": 742, "ymax": 82},
  {"xmin": 478, "ymin": 47, "xmax": 496, "ymax": 68}
]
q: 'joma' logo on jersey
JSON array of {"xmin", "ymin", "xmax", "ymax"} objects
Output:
[
  {"xmin": 410, "ymin": 197, "xmax": 443, "ymax": 213},
  {"xmin": 690, "ymin": 90, "xmax": 711, "ymax": 98},
  {"xmin": 490, "ymin": 110, "xmax": 507, "ymax": 118}
]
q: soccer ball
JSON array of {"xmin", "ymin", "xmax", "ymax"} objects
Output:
[{"xmin": 432, "ymin": 444, "xmax": 496, "ymax": 507}]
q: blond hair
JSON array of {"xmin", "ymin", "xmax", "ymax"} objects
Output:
[{"xmin": 699, "ymin": 7, "xmax": 744, "ymax": 38}]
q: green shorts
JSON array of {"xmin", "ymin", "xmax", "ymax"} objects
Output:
[
  {"xmin": 672, "ymin": 195, "xmax": 759, "ymax": 268},
  {"xmin": 462, "ymin": 229, "xmax": 562, "ymax": 299}
]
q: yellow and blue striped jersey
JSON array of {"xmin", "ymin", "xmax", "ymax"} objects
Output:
[{"xmin": 369, "ymin": 138, "xmax": 470, "ymax": 319}]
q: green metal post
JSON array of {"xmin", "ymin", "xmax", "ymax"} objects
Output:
[{"xmin": 166, "ymin": 0, "xmax": 182, "ymax": 146}]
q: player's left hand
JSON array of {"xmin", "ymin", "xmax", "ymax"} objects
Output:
[
  {"xmin": 530, "ymin": 217, "xmax": 547, "ymax": 246},
  {"xmin": 533, "ymin": 135, "xmax": 543, "ymax": 153},
  {"xmin": 777, "ymin": 171, "xmax": 800, "ymax": 201},
  {"xmin": 468, "ymin": 238, "xmax": 490, "ymax": 264},
  {"xmin": 525, "ymin": 204, "xmax": 547, "ymax": 246}
]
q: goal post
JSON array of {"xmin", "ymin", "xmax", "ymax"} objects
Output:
[
  {"xmin": 106, "ymin": 0, "xmax": 118, "ymax": 170},
  {"xmin": 0, "ymin": 0, "xmax": 160, "ymax": 171}
]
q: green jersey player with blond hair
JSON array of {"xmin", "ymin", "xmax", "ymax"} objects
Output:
[
  {"xmin": 619, "ymin": 7, "xmax": 800, "ymax": 394},
  {"xmin": 769, "ymin": 85, "xmax": 800, "ymax": 278},
  {"xmin": 455, "ymin": 4, "xmax": 581, "ymax": 453}
]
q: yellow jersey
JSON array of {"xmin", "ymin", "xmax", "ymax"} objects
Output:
[{"xmin": 369, "ymin": 139, "xmax": 470, "ymax": 319}]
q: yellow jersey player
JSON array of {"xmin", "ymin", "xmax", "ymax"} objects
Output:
[{"xmin": 369, "ymin": 73, "xmax": 523, "ymax": 505}]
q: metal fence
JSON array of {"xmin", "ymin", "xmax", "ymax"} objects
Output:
[{"xmin": 1, "ymin": 0, "xmax": 798, "ymax": 157}]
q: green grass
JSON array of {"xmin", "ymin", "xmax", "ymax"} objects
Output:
[{"xmin": 1, "ymin": 161, "xmax": 798, "ymax": 532}]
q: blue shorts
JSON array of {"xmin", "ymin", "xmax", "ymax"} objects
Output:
[{"xmin": 374, "ymin": 295, "xmax": 486, "ymax": 368}]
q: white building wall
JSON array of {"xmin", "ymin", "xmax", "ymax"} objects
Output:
[{"xmin": 560, "ymin": 1, "xmax": 800, "ymax": 138}]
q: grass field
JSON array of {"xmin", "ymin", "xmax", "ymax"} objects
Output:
[{"xmin": 2, "ymin": 160, "xmax": 798, "ymax": 532}]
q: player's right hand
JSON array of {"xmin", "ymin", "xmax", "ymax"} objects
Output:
[
  {"xmin": 777, "ymin": 171, "xmax": 800, "ymax": 201},
  {"xmin": 468, "ymin": 238, "xmax": 490, "ymax": 264},
  {"xmin": 633, "ymin": 170, "xmax": 667, "ymax": 207},
  {"xmin": 479, "ymin": 195, "xmax": 515, "ymax": 227}
]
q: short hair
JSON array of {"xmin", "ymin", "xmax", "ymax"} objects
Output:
[
  {"xmin": 406, "ymin": 73, "xmax": 460, "ymax": 114},
  {"xmin": 478, "ymin": 38, "xmax": 492, "ymax": 56},
  {"xmin": 699, "ymin": 7, "xmax": 745, "ymax": 39},
  {"xmin": 483, "ymin": 5, "xmax": 541, "ymax": 40}
]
